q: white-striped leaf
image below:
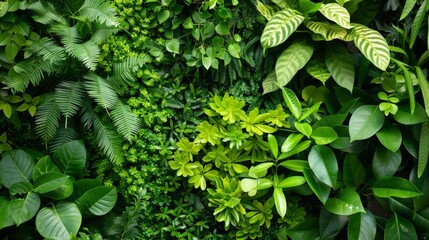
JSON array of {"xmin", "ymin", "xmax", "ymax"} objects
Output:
[
  {"xmin": 325, "ymin": 43, "xmax": 355, "ymax": 92},
  {"xmin": 305, "ymin": 20, "xmax": 347, "ymax": 41},
  {"xmin": 319, "ymin": 3, "xmax": 352, "ymax": 29},
  {"xmin": 256, "ymin": 1, "xmax": 280, "ymax": 20},
  {"xmin": 305, "ymin": 56, "xmax": 331, "ymax": 84},
  {"xmin": 262, "ymin": 70, "xmax": 278, "ymax": 94},
  {"xmin": 275, "ymin": 38, "xmax": 314, "ymax": 89},
  {"xmin": 261, "ymin": 8, "xmax": 305, "ymax": 49},
  {"xmin": 351, "ymin": 24, "xmax": 390, "ymax": 71}
]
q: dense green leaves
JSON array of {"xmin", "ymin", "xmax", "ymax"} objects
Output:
[{"xmin": 325, "ymin": 188, "xmax": 365, "ymax": 215}]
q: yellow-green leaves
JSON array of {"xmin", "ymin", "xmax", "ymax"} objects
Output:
[
  {"xmin": 208, "ymin": 93, "xmax": 246, "ymax": 124},
  {"xmin": 318, "ymin": 3, "xmax": 352, "ymax": 29}
]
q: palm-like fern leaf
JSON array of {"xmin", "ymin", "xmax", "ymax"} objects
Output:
[
  {"xmin": 35, "ymin": 94, "xmax": 61, "ymax": 145},
  {"xmin": 79, "ymin": 0, "xmax": 119, "ymax": 27},
  {"xmin": 91, "ymin": 22, "xmax": 120, "ymax": 44},
  {"xmin": 27, "ymin": 37, "xmax": 67, "ymax": 64},
  {"xmin": 54, "ymin": 81, "xmax": 86, "ymax": 127},
  {"xmin": 84, "ymin": 73, "xmax": 118, "ymax": 109},
  {"xmin": 28, "ymin": 1, "xmax": 67, "ymax": 25},
  {"xmin": 68, "ymin": 40, "xmax": 101, "ymax": 70},
  {"xmin": 108, "ymin": 56, "xmax": 148, "ymax": 92},
  {"xmin": 111, "ymin": 100, "xmax": 140, "ymax": 141},
  {"xmin": 81, "ymin": 101, "xmax": 124, "ymax": 164},
  {"xmin": 49, "ymin": 126, "xmax": 79, "ymax": 152},
  {"xmin": 50, "ymin": 24, "xmax": 82, "ymax": 49}
]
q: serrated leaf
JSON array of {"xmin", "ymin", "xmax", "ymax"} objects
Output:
[
  {"xmin": 319, "ymin": 3, "xmax": 352, "ymax": 29},
  {"xmin": 308, "ymin": 145, "xmax": 338, "ymax": 188},
  {"xmin": 325, "ymin": 42, "xmax": 355, "ymax": 93},
  {"xmin": 275, "ymin": 38, "xmax": 314, "ymax": 90},
  {"xmin": 260, "ymin": 8, "xmax": 305, "ymax": 49},
  {"xmin": 351, "ymin": 23, "xmax": 390, "ymax": 71},
  {"xmin": 349, "ymin": 105, "xmax": 384, "ymax": 141}
]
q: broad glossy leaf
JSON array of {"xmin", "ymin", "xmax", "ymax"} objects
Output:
[
  {"xmin": 10, "ymin": 192, "xmax": 40, "ymax": 226},
  {"xmin": 268, "ymin": 134, "xmax": 278, "ymax": 159},
  {"xmin": 372, "ymin": 146, "xmax": 401, "ymax": 179},
  {"xmin": 75, "ymin": 186, "xmax": 117, "ymax": 216},
  {"xmin": 52, "ymin": 140, "xmax": 86, "ymax": 176},
  {"xmin": 274, "ymin": 187, "xmax": 287, "ymax": 217},
  {"xmin": 305, "ymin": 56, "xmax": 331, "ymax": 84},
  {"xmin": 36, "ymin": 202, "xmax": 81, "ymax": 240},
  {"xmin": 343, "ymin": 154, "xmax": 365, "ymax": 189},
  {"xmin": 260, "ymin": 8, "xmax": 305, "ymax": 49},
  {"xmin": 325, "ymin": 43, "xmax": 355, "ymax": 93},
  {"xmin": 304, "ymin": 168, "xmax": 331, "ymax": 204},
  {"xmin": 393, "ymin": 102, "xmax": 429, "ymax": 125},
  {"xmin": 325, "ymin": 188, "xmax": 365, "ymax": 215},
  {"xmin": 275, "ymin": 38, "xmax": 314, "ymax": 91},
  {"xmin": 349, "ymin": 105, "xmax": 384, "ymax": 141},
  {"xmin": 319, "ymin": 3, "xmax": 351, "ymax": 29},
  {"xmin": 0, "ymin": 197, "xmax": 14, "ymax": 229},
  {"xmin": 286, "ymin": 217, "xmax": 319, "ymax": 239},
  {"xmin": 277, "ymin": 176, "xmax": 306, "ymax": 188},
  {"xmin": 319, "ymin": 208, "xmax": 349, "ymax": 239},
  {"xmin": 389, "ymin": 197, "xmax": 429, "ymax": 232},
  {"xmin": 0, "ymin": 150, "xmax": 35, "ymax": 188},
  {"xmin": 351, "ymin": 24, "xmax": 390, "ymax": 71},
  {"xmin": 248, "ymin": 162, "xmax": 275, "ymax": 178},
  {"xmin": 281, "ymin": 133, "xmax": 304, "ymax": 153},
  {"xmin": 294, "ymin": 122, "xmax": 312, "ymax": 138},
  {"xmin": 33, "ymin": 155, "xmax": 62, "ymax": 180},
  {"xmin": 281, "ymin": 87, "xmax": 302, "ymax": 119},
  {"xmin": 279, "ymin": 160, "xmax": 309, "ymax": 172},
  {"xmin": 279, "ymin": 140, "xmax": 312, "ymax": 159},
  {"xmin": 419, "ymin": 122, "xmax": 429, "ymax": 177},
  {"xmin": 376, "ymin": 123, "xmax": 402, "ymax": 152},
  {"xmin": 373, "ymin": 177, "xmax": 422, "ymax": 198},
  {"xmin": 9, "ymin": 182, "xmax": 33, "ymax": 195},
  {"xmin": 384, "ymin": 214, "xmax": 417, "ymax": 240},
  {"xmin": 348, "ymin": 211, "xmax": 376, "ymax": 240},
  {"xmin": 311, "ymin": 126, "xmax": 338, "ymax": 145},
  {"xmin": 33, "ymin": 173, "xmax": 73, "ymax": 200},
  {"xmin": 308, "ymin": 145, "xmax": 338, "ymax": 188},
  {"xmin": 71, "ymin": 178, "xmax": 103, "ymax": 200}
]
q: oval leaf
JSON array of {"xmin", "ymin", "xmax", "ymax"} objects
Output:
[
  {"xmin": 10, "ymin": 192, "xmax": 41, "ymax": 226},
  {"xmin": 303, "ymin": 168, "xmax": 331, "ymax": 204},
  {"xmin": 277, "ymin": 176, "xmax": 306, "ymax": 188},
  {"xmin": 33, "ymin": 172, "xmax": 73, "ymax": 200},
  {"xmin": 249, "ymin": 162, "xmax": 275, "ymax": 178},
  {"xmin": 36, "ymin": 202, "xmax": 82, "ymax": 240},
  {"xmin": 325, "ymin": 42, "xmax": 355, "ymax": 93},
  {"xmin": 294, "ymin": 122, "xmax": 312, "ymax": 138},
  {"xmin": 75, "ymin": 186, "xmax": 117, "ymax": 216},
  {"xmin": 308, "ymin": 145, "xmax": 338, "ymax": 188},
  {"xmin": 348, "ymin": 211, "xmax": 376, "ymax": 240},
  {"xmin": 319, "ymin": 3, "xmax": 352, "ymax": 29},
  {"xmin": 279, "ymin": 160, "xmax": 309, "ymax": 172},
  {"xmin": 0, "ymin": 197, "xmax": 14, "ymax": 229},
  {"xmin": 0, "ymin": 150, "xmax": 35, "ymax": 188},
  {"xmin": 385, "ymin": 214, "xmax": 418, "ymax": 240},
  {"xmin": 273, "ymin": 187, "xmax": 287, "ymax": 218},
  {"xmin": 373, "ymin": 177, "xmax": 422, "ymax": 198},
  {"xmin": 52, "ymin": 140, "xmax": 86, "ymax": 177},
  {"xmin": 372, "ymin": 145, "xmax": 401, "ymax": 179},
  {"xmin": 349, "ymin": 105, "xmax": 384, "ymax": 141},
  {"xmin": 325, "ymin": 188, "xmax": 365, "ymax": 215},
  {"xmin": 393, "ymin": 102, "xmax": 429, "ymax": 125},
  {"xmin": 282, "ymin": 87, "xmax": 302, "ymax": 120},
  {"xmin": 268, "ymin": 134, "xmax": 278, "ymax": 159},
  {"xmin": 343, "ymin": 154, "xmax": 366, "ymax": 189},
  {"xmin": 311, "ymin": 126, "xmax": 338, "ymax": 145},
  {"xmin": 281, "ymin": 133, "xmax": 304, "ymax": 153},
  {"xmin": 376, "ymin": 123, "xmax": 402, "ymax": 152}
]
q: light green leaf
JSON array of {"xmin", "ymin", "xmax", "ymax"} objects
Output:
[
  {"xmin": 273, "ymin": 188, "xmax": 287, "ymax": 217},
  {"xmin": 281, "ymin": 133, "xmax": 304, "ymax": 153},
  {"xmin": 268, "ymin": 134, "xmax": 278, "ymax": 159},
  {"xmin": 325, "ymin": 188, "xmax": 365, "ymax": 215},
  {"xmin": 373, "ymin": 177, "xmax": 422, "ymax": 198},
  {"xmin": 294, "ymin": 122, "xmax": 312, "ymax": 138},
  {"xmin": 75, "ymin": 186, "xmax": 117, "ymax": 216},
  {"xmin": 215, "ymin": 23, "xmax": 230, "ymax": 35},
  {"xmin": 351, "ymin": 23, "xmax": 390, "ymax": 71},
  {"xmin": 5, "ymin": 42, "xmax": 20, "ymax": 60},
  {"xmin": 36, "ymin": 202, "xmax": 82, "ymax": 240},
  {"xmin": 418, "ymin": 122, "xmax": 429, "ymax": 178},
  {"xmin": 304, "ymin": 168, "xmax": 331, "ymax": 204},
  {"xmin": 372, "ymin": 145, "xmax": 402, "ymax": 179},
  {"xmin": 400, "ymin": 0, "xmax": 417, "ymax": 20},
  {"xmin": 52, "ymin": 140, "xmax": 86, "ymax": 176},
  {"xmin": 308, "ymin": 145, "xmax": 338, "ymax": 188},
  {"xmin": 325, "ymin": 42, "xmax": 355, "ymax": 93},
  {"xmin": 262, "ymin": 70, "xmax": 278, "ymax": 94},
  {"xmin": 348, "ymin": 211, "xmax": 376, "ymax": 240},
  {"xmin": 311, "ymin": 126, "xmax": 338, "ymax": 145},
  {"xmin": 227, "ymin": 43, "xmax": 240, "ymax": 58},
  {"xmin": 0, "ymin": 150, "xmax": 35, "ymax": 188},
  {"xmin": 166, "ymin": 39, "xmax": 180, "ymax": 54},
  {"xmin": 260, "ymin": 8, "xmax": 305, "ymax": 49},
  {"xmin": 349, "ymin": 105, "xmax": 384, "ymax": 141},
  {"xmin": 10, "ymin": 192, "xmax": 40, "ymax": 226},
  {"xmin": 384, "ymin": 214, "xmax": 418, "ymax": 240},
  {"xmin": 157, "ymin": 9, "xmax": 170, "ymax": 24},
  {"xmin": 248, "ymin": 162, "xmax": 275, "ymax": 178},
  {"xmin": 277, "ymin": 176, "xmax": 306, "ymax": 188},
  {"xmin": 306, "ymin": 20, "xmax": 348, "ymax": 41},
  {"xmin": 343, "ymin": 154, "xmax": 365, "ymax": 189},
  {"xmin": 376, "ymin": 123, "xmax": 402, "ymax": 152},
  {"xmin": 318, "ymin": 3, "xmax": 352, "ymax": 29},
  {"xmin": 305, "ymin": 56, "xmax": 331, "ymax": 84},
  {"xmin": 278, "ymin": 160, "xmax": 309, "ymax": 172},
  {"xmin": 281, "ymin": 87, "xmax": 302, "ymax": 119},
  {"xmin": 274, "ymin": 38, "xmax": 314, "ymax": 90},
  {"xmin": 256, "ymin": 0, "xmax": 280, "ymax": 20}
]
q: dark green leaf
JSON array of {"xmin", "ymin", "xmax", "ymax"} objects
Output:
[
  {"xmin": 384, "ymin": 214, "xmax": 417, "ymax": 240},
  {"xmin": 343, "ymin": 154, "xmax": 366, "ymax": 189},
  {"xmin": 36, "ymin": 202, "xmax": 81, "ymax": 239},
  {"xmin": 304, "ymin": 168, "xmax": 331, "ymax": 204},
  {"xmin": 348, "ymin": 211, "xmax": 377, "ymax": 240},
  {"xmin": 372, "ymin": 145, "xmax": 401, "ymax": 179},
  {"xmin": 33, "ymin": 172, "xmax": 73, "ymax": 200},
  {"xmin": 52, "ymin": 140, "xmax": 86, "ymax": 176},
  {"xmin": 0, "ymin": 150, "xmax": 35, "ymax": 188},
  {"xmin": 0, "ymin": 196, "xmax": 14, "ymax": 229},
  {"xmin": 325, "ymin": 188, "xmax": 365, "ymax": 215},
  {"xmin": 419, "ymin": 122, "xmax": 429, "ymax": 177},
  {"xmin": 308, "ymin": 145, "xmax": 338, "ymax": 188},
  {"xmin": 376, "ymin": 123, "xmax": 402, "ymax": 152},
  {"xmin": 286, "ymin": 217, "xmax": 319, "ymax": 239},
  {"xmin": 75, "ymin": 186, "xmax": 117, "ymax": 216},
  {"xmin": 10, "ymin": 192, "xmax": 40, "ymax": 226},
  {"xmin": 394, "ymin": 102, "xmax": 429, "ymax": 125},
  {"xmin": 319, "ymin": 208, "xmax": 349, "ymax": 239},
  {"xmin": 373, "ymin": 177, "xmax": 422, "ymax": 198},
  {"xmin": 349, "ymin": 105, "xmax": 384, "ymax": 141}
]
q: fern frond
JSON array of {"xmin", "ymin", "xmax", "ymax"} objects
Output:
[
  {"xmin": 108, "ymin": 56, "xmax": 147, "ymax": 93},
  {"xmin": 50, "ymin": 24, "xmax": 82, "ymax": 48},
  {"xmin": 54, "ymin": 81, "xmax": 86, "ymax": 127},
  {"xmin": 111, "ymin": 100, "xmax": 140, "ymax": 141},
  {"xmin": 27, "ymin": 37, "xmax": 67, "ymax": 64},
  {"xmin": 81, "ymin": 101, "xmax": 124, "ymax": 164},
  {"xmin": 91, "ymin": 22, "xmax": 120, "ymax": 44},
  {"xmin": 49, "ymin": 126, "xmax": 79, "ymax": 152},
  {"xmin": 67, "ymin": 40, "xmax": 101, "ymax": 70},
  {"xmin": 79, "ymin": 0, "xmax": 119, "ymax": 27},
  {"xmin": 84, "ymin": 73, "xmax": 118, "ymax": 109},
  {"xmin": 35, "ymin": 94, "xmax": 61, "ymax": 145},
  {"xmin": 28, "ymin": 1, "xmax": 68, "ymax": 25}
]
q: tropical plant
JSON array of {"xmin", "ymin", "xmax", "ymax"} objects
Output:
[{"xmin": 0, "ymin": 140, "xmax": 117, "ymax": 239}]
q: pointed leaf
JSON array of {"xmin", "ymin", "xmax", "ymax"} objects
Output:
[
  {"xmin": 268, "ymin": 134, "xmax": 278, "ymax": 159},
  {"xmin": 409, "ymin": 0, "xmax": 427, "ymax": 48},
  {"xmin": 384, "ymin": 214, "xmax": 418, "ymax": 240},
  {"xmin": 281, "ymin": 133, "xmax": 304, "ymax": 153},
  {"xmin": 319, "ymin": 209, "xmax": 349, "ymax": 239},
  {"xmin": 256, "ymin": 0, "xmax": 280, "ymax": 20},
  {"xmin": 348, "ymin": 211, "xmax": 376, "ymax": 240},
  {"xmin": 75, "ymin": 186, "xmax": 117, "ymax": 216},
  {"xmin": 10, "ymin": 192, "xmax": 41, "ymax": 226},
  {"xmin": 325, "ymin": 42, "xmax": 355, "ymax": 93},
  {"xmin": 274, "ymin": 38, "xmax": 314, "ymax": 90},
  {"xmin": 305, "ymin": 56, "xmax": 331, "ymax": 84},
  {"xmin": 279, "ymin": 160, "xmax": 309, "ymax": 172},
  {"xmin": 376, "ymin": 123, "xmax": 402, "ymax": 152},
  {"xmin": 273, "ymin": 187, "xmax": 287, "ymax": 217},
  {"xmin": 36, "ymin": 202, "xmax": 82, "ymax": 239},
  {"xmin": 281, "ymin": 87, "xmax": 302, "ymax": 119},
  {"xmin": 0, "ymin": 197, "xmax": 14, "ymax": 229},
  {"xmin": 84, "ymin": 73, "xmax": 118, "ymax": 109},
  {"xmin": 294, "ymin": 122, "xmax": 312, "ymax": 138},
  {"xmin": 394, "ymin": 102, "xmax": 429, "ymax": 125},
  {"xmin": 33, "ymin": 155, "xmax": 62, "ymax": 180},
  {"xmin": 373, "ymin": 177, "xmax": 423, "ymax": 198},
  {"xmin": 325, "ymin": 188, "xmax": 365, "ymax": 215},
  {"xmin": 351, "ymin": 23, "xmax": 390, "ymax": 71},
  {"xmin": 33, "ymin": 172, "xmax": 73, "ymax": 200},
  {"xmin": 0, "ymin": 150, "xmax": 35, "ymax": 188},
  {"xmin": 372, "ymin": 145, "xmax": 402, "ymax": 179},
  {"xmin": 416, "ymin": 66, "xmax": 429, "ymax": 117},
  {"xmin": 308, "ymin": 145, "xmax": 338, "ymax": 188},
  {"xmin": 311, "ymin": 126, "xmax": 338, "ymax": 145},
  {"xmin": 349, "ymin": 105, "xmax": 384, "ymax": 141},
  {"xmin": 54, "ymin": 81, "xmax": 85, "ymax": 126},
  {"xmin": 305, "ymin": 20, "xmax": 348, "ymax": 41},
  {"xmin": 419, "ymin": 122, "xmax": 429, "ymax": 178},
  {"xmin": 400, "ymin": 0, "xmax": 417, "ymax": 20},
  {"xmin": 304, "ymin": 168, "xmax": 331, "ymax": 204},
  {"xmin": 277, "ymin": 176, "xmax": 306, "ymax": 188},
  {"xmin": 319, "ymin": 3, "xmax": 352, "ymax": 29},
  {"xmin": 260, "ymin": 8, "xmax": 305, "ymax": 49},
  {"xmin": 248, "ymin": 162, "xmax": 275, "ymax": 178},
  {"xmin": 262, "ymin": 70, "xmax": 278, "ymax": 94},
  {"xmin": 343, "ymin": 154, "xmax": 365, "ymax": 188},
  {"xmin": 52, "ymin": 140, "xmax": 86, "ymax": 176},
  {"xmin": 111, "ymin": 100, "xmax": 140, "ymax": 141},
  {"xmin": 286, "ymin": 217, "xmax": 320, "ymax": 239}
]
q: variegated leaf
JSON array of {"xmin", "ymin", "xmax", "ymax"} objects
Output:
[
  {"xmin": 305, "ymin": 20, "xmax": 347, "ymax": 41},
  {"xmin": 274, "ymin": 38, "xmax": 314, "ymax": 90},
  {"xmin": 262, "ymin": 70, "xmax": 278, "ymax": 94},
  {"xmin": 325, "ymin": 43, "xmax": 355, "ymax": 92},
  {"xmin": 256, "ymin": 1, "xmax": 280, "ymax": 20},
  {"xmin": 305, "ymin": 56, "xmax": 331, "ymax": 84},
  {"xmin": 261, "ymin": 8, "xmax": 305, "ymax": 49},
  {"xmin": 271, "ymin": 0, "xmax": 297, "ymax": 8},
  {"xmin": 351, "ymin": 23, "xmax": 390, "ymax": 71},
  {"xmin": 319, "ymin": 3, "xmax": 352, "ymax": 29}
]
